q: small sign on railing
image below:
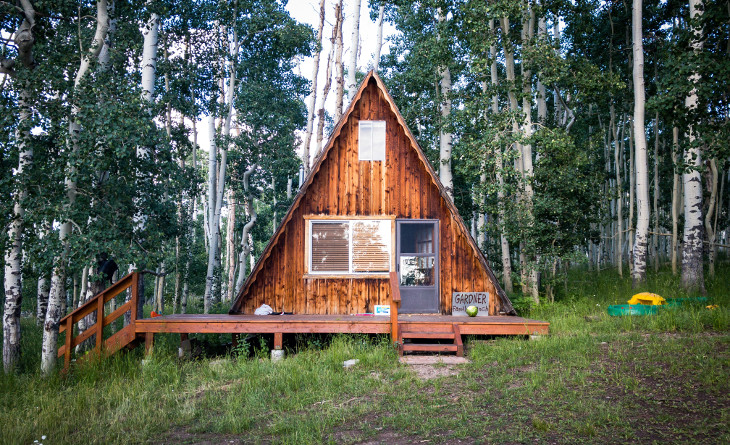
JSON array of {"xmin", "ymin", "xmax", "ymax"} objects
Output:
[
  {"xmin": 374, "ymin": 305, "xmax": 390, "ymax": 315},
  {"xmin": 452, "ymin": 292, "xmax": 490, "ymax": 316}
]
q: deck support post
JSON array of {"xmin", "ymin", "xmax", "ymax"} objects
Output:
[
  {"xmin": 145, "ymin": 332, "xmax": 154, "ymax": 356},
  {"xmin": 274, "ymin": 332, "xmax": 283, "ymax": 350},
  {"xmin": 231, "ymin": 333, "xmax": 239, "ymax": 351},
  {"xmin": 453, "ymin": 324, "xmax": 464, "ymax": 357}
]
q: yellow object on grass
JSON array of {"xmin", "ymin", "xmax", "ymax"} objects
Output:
[
  {"xmin": 706, "ymin": 305, "xmax": 719, "ymax": 310},
  {"xmin": 627, "ymin": 292, "xmax": 666, "ymax": 306}
]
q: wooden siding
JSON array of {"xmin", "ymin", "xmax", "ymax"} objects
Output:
[{"xmin": 232, "ymin": 77, "xmax": 505, "ymax": 316}]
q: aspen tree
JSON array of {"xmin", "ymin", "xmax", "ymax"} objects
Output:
[
  {"xmin": 42, "ymin": 0, "xmax": 110, "ymax": 375},
  {"xmin": 681, "ymin": 0, "xmax": 705, "ymax": 293},
  {"xmin": 632, "ymin": 0, "xmax": 650, "ymax": 285},
  {"xmin": 345, "ymin": 0, "xmax": 361, "ymax": 102},
  {"xmin": 3, "ymin": 0, "xmax": 36, "ymax": 373},
  {"xmin": 303, "ymin": 0, "xmax": 326, "ymax": 172}
]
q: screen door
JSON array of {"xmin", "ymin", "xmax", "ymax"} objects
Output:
[{"xmin": 397, "ymin": 220, "xmax": 439, "ymax": 313}]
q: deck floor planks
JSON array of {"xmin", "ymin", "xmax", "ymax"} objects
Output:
[{"xmin": 135, "ymin": 313, "xmax": 548, "ymax": 336}]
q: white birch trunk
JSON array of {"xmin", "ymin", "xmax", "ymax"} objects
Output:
[
  {"xmin": 681, "ymin": 0, "xmax": 705, "ymax": 293},
  {"xmin": 653, "ymin": 113, "xmax": 660, "ymax": 272},
  {"xmin": 490, "ymin": 19, "xmax": 513, "ymax": 294},
  {"xmin": 3, "ymin": 0, "xmax": 36, "ymax": 373},
  {"xmin": 140, "ymin": 3, "xmax": 159, "ymax": 105},
  {"xmin": 204, "ymin": 117, "xmax": 220, "ymax": 313},
  {"xmin": 671, "ymin": 127, "xmax": 680, "ymax": 275},
  {"xmin": 704, "ymin": 159, "xmax": 718, "ymax": 278},
  {"xmin": 334, "ymin": 0, "xmax": 345, "ymax": 122},
  {"xmin": 235, "ymin": 165, "xmax": 258, "ymax": 294},
  {"xmin": 437, "ymin": 9, "xmax": 453, "ymax": 199},
  {"xmin": 374, "ymin": 5, "xmax": 385, "ymax": 72},
  {"xmin": 316, "ymin": 4, "xmax": 338, "ymax": 155},
  {"xmin": 521, "ymin": 9, "xmax": 538, "ymax": 302},
  {"xmin": 345, "ymin": 0, "xmax": 361, "ymax": 103},
  {"xmin": 631, "ymin": 0, "xmax": 650, "ymax": 285},
  {"xmin": 226, "ymin": 194, "xmax": 237, "ymax": 301},
  {"xmin": 3, "ymin": 90, "xmax": 32, "ymax": 372},
  {"xmin": 303, "ymin": 0, "xmax": 326, "ymax": 172},
  {"xmin": 42, "ymin": 0, "xmax": 110, "ymax": 375},
  {"xmin": 612, "ymin": 106, "xmax": 624, "ymax": 276}
]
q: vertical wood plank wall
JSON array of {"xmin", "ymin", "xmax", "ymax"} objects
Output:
[{"xmin": 236, "ymin": 79, "xmax": 502, "ymax": 315}]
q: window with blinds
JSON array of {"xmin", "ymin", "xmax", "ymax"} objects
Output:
[
  {"xmin": 310, "ymin": 222, "xmax": 349, "ymax": 272},
  {"xmin": 359, "ymin": 120, "xmax": 386, "ymax": 161},
  {"xmin": 309, "ymin": 220, "xmax": 391, "ymax": 274}
]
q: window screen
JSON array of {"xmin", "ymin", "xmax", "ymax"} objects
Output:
[
  {"xmin": 311, "ymin": 222, "xmax": 349, "ymax": 272},
  {"xmin": 359, "ymin": 121, "xmax": 386, "ymax": 161}
]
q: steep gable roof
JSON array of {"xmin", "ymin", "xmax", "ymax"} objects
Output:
[{"xmin": 230, "ymin": 71, "xmax": 515, "ymax": 315}]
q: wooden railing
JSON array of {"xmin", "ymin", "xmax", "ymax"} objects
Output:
[
  {"xmin": 58, "ymin": 271, "xmax": 141, "ymax": 370},
  {"xmin": 389, "ymin": 271, "xmax": 400, "ymax": 346}
]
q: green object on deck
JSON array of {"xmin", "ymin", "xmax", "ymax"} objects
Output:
[{"xmin": 607, "ymin": 304, "xmax": 658, "ymax": 316}]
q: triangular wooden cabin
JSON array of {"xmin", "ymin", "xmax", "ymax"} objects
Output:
[
  {"xmin": 230, "ymin": 72, "xmax": 516, "ymax": 317},
  {"xmin": 55, "ymin": 72, "xmax": 547, "ymax": 370}
]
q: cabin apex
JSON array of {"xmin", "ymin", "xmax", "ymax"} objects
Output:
[{"xmin": 229, "ymin": 71, "xmax": 516, "ymax": 317}]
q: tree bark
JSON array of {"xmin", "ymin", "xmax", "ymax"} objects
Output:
[
  {"xmin": 345, "ymin": 0, "xmax": 361, "ymax": 103},
  {"xmin": 316, "ymin": 2, "xmax": 339, "ymax": 156},
  {"xmin": 681, "ymin": 0, "xmax": 705, "ymax": 293},
  {"xmin": 653, "ymin": 113, "xmax": 660, "ymax": 272},
  {"xmin": 437, "ymin": 9, "xmax": 453, "ymax": 199},
  {"xmin": 43, "ymin": 0, "xmax": 110, "ymax": 375},
  {"xmin": 235, "ymin": 165, "xmax": 258, "ymax": 294},
  {"xmin": 374, "ymin": 5, "xmax": 385, "ymax": 72},
  {"xmin": 226, "ymin": 194, "xmax": 237, "ymax": 302},
  {"xmin": 704, "ymin": 158, "xmax": 718, "ymax": 278},
  {"xmin": 520, "ymin": 7, "xmax": 538, "ymax": 301},
  {"xmin": 333, "ymin": 0, "xmax": 345, "ymax": 122},
  {"xmin": 489, "ymin": 20, "xmax": 513, "ymax": 293},
  {"xmin": 303, "ymin": 0, "xmax": 326, "ymax": 172},
  {"xmin": 631, "ymin": 0, "xmax": 650, "ymax": 286},
  {"xmin": 140, "ymin": 1, "xmax": 159, "ymax": 105},
  {"xmin": 3, "ymin": 0, "xmax": 36, "ymax": 374},
  {"xmin": 671, "ymin": 126, "xmax": 680, "ymax": 275},
  {"xmin": 612, "ymin": 106, "xmax": 623, "ymax": 276}
]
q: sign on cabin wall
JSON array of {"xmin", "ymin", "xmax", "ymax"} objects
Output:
[{"xmin": 452, "ymin": 292, "xmax": 490, "ymax": 316}]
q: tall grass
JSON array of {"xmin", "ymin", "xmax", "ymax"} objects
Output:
[{"xmin": 1, "ymin": 264, "xmax": 728, "ymax": 444}]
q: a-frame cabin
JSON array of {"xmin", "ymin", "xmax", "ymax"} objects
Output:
[
  {"xmin": 55, "ymin": 72, "xmax": 547, "ymax": 369},
  {"xmin": 230, "ymin": 72, "xmax": 516, "ymax": 318}
]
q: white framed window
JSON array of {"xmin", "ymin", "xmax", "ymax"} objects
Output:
[
  {"xmin": 308, "ymin": 219, "xmax": 392, "ymax": 274},
  {"xmin": 359, "ymin": 120, "xmax": 386, "ymax": 161}
]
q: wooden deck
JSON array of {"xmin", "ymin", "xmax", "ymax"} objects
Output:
[
  {"xmin": 135, "ymin": 313, "xmax": 548, "ymax": 336},
  {"xmin": 57, "ymin": 271, "xmax": 549, "ymax": 370}
]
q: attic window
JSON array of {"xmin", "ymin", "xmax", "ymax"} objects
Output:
[
  {"xmin": 309, "ymin": 220, "xmax": 391, "ymax": 274},
  {"xmin": 359, "ymin": 120, "xmax": 386, "ymax": 161}
]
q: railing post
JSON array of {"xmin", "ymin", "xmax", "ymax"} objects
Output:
[
  {"xmin": 64, "ymin": 317, "xmax": 73, "ymax": 371},
  {"xmin": 134, "ymin": 272, "xmax": 144, "ymax": 322},
  {"xmin": 96, "ymin": 292, "xmax": 105, "ymax": 356},
  {"xmin": 389, "ymin": 272, "xmax": 401, "ymax": 348}
]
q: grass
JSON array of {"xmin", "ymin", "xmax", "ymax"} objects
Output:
[{"xmin": 1, "ymin": 264, "xmax": 729, "ymax": 444}]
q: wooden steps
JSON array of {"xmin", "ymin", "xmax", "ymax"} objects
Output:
[{"xmin": 398, "ymin": 323, "xmax": 464, "ymax": 357}]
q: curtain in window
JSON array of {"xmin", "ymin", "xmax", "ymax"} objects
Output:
[{"xmin": 352, "ymin": 221, "xmax": 390, "ymax": 272}]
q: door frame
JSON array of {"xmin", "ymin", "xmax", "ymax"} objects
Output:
[{"xmin": 396, "ymin": 219, "xmax": 440, "ymax": 313}]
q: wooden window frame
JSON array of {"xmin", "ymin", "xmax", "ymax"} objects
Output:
[{"xmin": 304, "ymin": 215, "xmax": 396, "ymax": 278}]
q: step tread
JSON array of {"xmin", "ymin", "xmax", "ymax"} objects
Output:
[
  {"xmin": 401, "ymin": 343, "xmax": 459, "ymax": 352},
  {"xmin": 401, "ymin": 331, "xmax": 455, "ymax": 339}
]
